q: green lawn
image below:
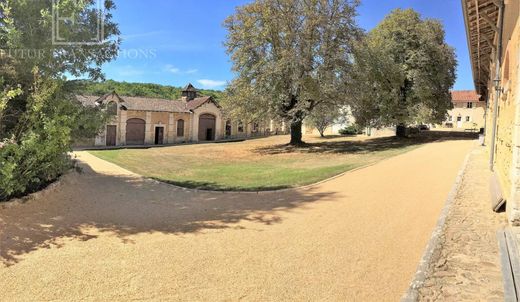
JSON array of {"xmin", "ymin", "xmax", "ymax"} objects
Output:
[{"xmin": 88, "ymin": 135, "xmax": 431, "ymax": 191}]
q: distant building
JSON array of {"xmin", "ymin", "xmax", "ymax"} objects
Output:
[
  {"xmin": 301, "ymin": 106, "xmax": 355, "ymax": 136},
  {"xmin": 76, "ymin": 83, "xmax": 285, "ymax": 147},
  {"xmin": 444, "ymin": 90, "xmax": 485, "ymax": 129}
]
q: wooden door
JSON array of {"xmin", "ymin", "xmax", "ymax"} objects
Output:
[
  {"xmin": 106, "ymin": 125, "xmax": 117, "ymax": 146},
  {"xmin": 126, "ymin": 118, "xmax": 145, "ymax": 145}
]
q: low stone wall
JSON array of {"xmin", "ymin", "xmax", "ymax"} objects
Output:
[{"xmin": 417, "ymin": 130, "xmax": 480, "ymax": 139}]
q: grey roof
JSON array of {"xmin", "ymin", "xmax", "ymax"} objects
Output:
[
  {"xmin": 182, "ymin": 83, "xmax": 197, "ymax": 92},
  {"xmin": 121, "ymin": 96, "xmax": 189, "ymax": 112},
  {"xmin": 75, "ymin": 94, "xmax": 104, "ymax": 107},
  {"xmin": 75, "ymin": 93, "xmax": 214, "ymax": 113},
  {"xmin": 185, "ymin": 96, "xmax": 214, "ymax": 110}
]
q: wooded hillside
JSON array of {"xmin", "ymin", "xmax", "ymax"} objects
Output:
[{"xmin": 72, "ymin": 80, "xmax": 224, "ymax": 100}]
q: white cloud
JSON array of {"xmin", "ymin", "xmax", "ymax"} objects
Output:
[
  {"xmin": 164, "ymin": 64, "xmax": 180, "ymax": 74},
  {"xmin": 164, "ymin": 65, "xmax": 198, "ymax": 75},
  {"xmin": 197, "ymin": 79, "xmax": 226, "ymax": 89}
]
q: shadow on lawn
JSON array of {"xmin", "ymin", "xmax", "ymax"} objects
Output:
[
  {"xmin": 255, "ymin": 134, "xmax": 477, "ymax": 155},
  {"xmin": 0, "ymin": 161, "xmax": 338, "ymax": 267}
]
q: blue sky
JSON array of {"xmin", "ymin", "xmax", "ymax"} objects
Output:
[{"xmin": 102, "ymin": 0, "xmax": 473, "ymax": 91}]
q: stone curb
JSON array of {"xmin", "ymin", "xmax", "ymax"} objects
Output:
[{"xmin": 400, "ymin": 145, "xmax": 476, "ymax": 301}]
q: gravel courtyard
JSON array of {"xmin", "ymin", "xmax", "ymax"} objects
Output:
[{"xmin": 0, "ymin": 138, "xmax": 473, "ymax": 301}]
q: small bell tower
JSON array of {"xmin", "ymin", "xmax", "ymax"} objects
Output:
[{"xmin": 181, "ymin": 83, "xmax": 198, "ymax": 101}]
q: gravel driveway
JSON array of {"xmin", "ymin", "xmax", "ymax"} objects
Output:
[{"xmin": 0, "ymin": 139, "xmax": 474, "ymax": 301}]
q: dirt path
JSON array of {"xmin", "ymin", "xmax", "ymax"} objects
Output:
[{"xmin": 0, "ymin": 139, "xmax": 474, "ymax": 301}]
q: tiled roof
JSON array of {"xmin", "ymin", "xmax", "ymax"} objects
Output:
[
  {"xmin": 183, "ymin": 83, "xmax": 197, "ymax": 92},
  {"xmin": 121, "ymin": 96, "xmax": 189, "ymax": 112},
  {"xmin": 75, "ymin": 94, "xmax": 191, "ymax": 113},
  {"xmin": 451, "ymin": 90, "xmax": 480, "ymax": 103},
  {"xmin": 185, "ymin": 96, "xmax": 213, "ymax": 110},
  {"xmin": 75, "ymin": 93, "xmax": 219, "ymax": 113},
  {"xmin": 75, "ymin": 95, "xmax": 102, "ymax": 107}
]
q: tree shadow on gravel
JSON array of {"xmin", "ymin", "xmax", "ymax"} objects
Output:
[
  {"xmin": 0, "ymin": 162, "xmax": 338, "ymax": 267},
  {"xmin": 255, "ymin": 132, "xmax": 478, "ymax": 155}
]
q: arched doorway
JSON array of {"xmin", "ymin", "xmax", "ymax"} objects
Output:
[
  {"xmin": 126, "ymin": 118, "xmax": 145, "ymax": 145},
  {"xmin": 198, "ymin": 114, "xmax": 216, "ymax": 141}
]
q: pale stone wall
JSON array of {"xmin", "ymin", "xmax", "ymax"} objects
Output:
[
  {"xmin": 94, "ymin": 94, "xmax": 123, "ymax": 146},
  {"xmin": 173, "ymin": 112, "xmax": 191, "ymax": 143},
  {"xmin": 485, "ymin": 14, "xmax": 520, "ymax": 224},
  {"xmin": 445, "ymin": 102, "xmax": 486, "ymax": 129},
  {"xmin": 191, "ymin": 102, "xmax": 223, "ymax": 141},
  {"xmin": 504, "ymin": 18, "xmax": 520, "ymax": 224},
  {"xmin": 88, "ymin": 98, "xmax": 283, "ymax": 147}
]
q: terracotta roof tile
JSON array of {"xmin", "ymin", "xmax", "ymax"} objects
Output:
[
  {"xmin": 75, "ymin": 95, "xmax": 101, "ymax": 107},
  {"xmin": 185, "ymin": 96, "xmax": 213, "ymax": 110},
  {"xmin": 120, "ymin": 96, "xmax": 189, "ymax": 112},
  {"xmin": 75, "ymin": 94, "xmax": 191, "ymax": 113},
  {"xmin": 451, "ymin": 90, "xmax": 481, "ymax": 103}
]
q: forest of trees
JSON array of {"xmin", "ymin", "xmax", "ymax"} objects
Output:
[{"xmin": 74, "ymin": 80, "xmax": 225, "ymax": 101}]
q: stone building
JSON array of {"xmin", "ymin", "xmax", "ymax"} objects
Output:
[
  {"xmin": 76, "ymin": 84, "xmax": 285, "ymax": 147},
  {"xmin": 444, "ymin": 90, "xmax": 486, "ymax": 129},
  {"xmin": 462, "ymin": 0, "xmax": 520, "ymax": 223}
]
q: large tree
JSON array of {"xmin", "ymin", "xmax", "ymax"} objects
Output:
[
  {"xmin": 223, "ymin": 0, "xmax": 361, "ymax": 145},
  {"xmin": 0, "ymin": 0, "xmax": 119, "ymax": 200},
  {"xmin": 0, "ymin": 0, "xmax": 120, "ymax": 136},
  {"xmin": 350, "ymin": 9, "xmax": 456, "ymax": 136}
]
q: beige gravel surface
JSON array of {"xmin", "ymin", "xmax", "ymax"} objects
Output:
[{"xmin": 0, "ymin": 139, "xmax": 473, "ymax": 301}]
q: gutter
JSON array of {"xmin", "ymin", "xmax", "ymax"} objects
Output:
[{"xmin": 489, "ymin": 0, "xmax": 505, "ymax": 171}]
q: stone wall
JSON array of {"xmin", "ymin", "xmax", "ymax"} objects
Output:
[{"xmin": 485, "ymin": 14, "xmax": 520, "ymax": 224}]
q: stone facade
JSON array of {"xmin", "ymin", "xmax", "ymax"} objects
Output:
[
  {"xmin": 463, "ymin": 0, "xmax": 520, "ymax": 224},
  {"xmin": 445, "ymin": 102, "xmax": 486, "ymax": 129},
  {"xmin": 487, "ymin": 12, "xmax": 520, "ymax": 224},
  {"xmin": 77, "ymin": 84, "xmax": 285, "ymax": 147}
]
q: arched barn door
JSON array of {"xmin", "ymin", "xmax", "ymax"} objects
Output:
[
  {"xmin": 126, "ymin": 118, "xmax": 146, "ymax": 145},
  {"xmin": 198, "ymin": 114, "xmax": 216, "ymax": 141}
]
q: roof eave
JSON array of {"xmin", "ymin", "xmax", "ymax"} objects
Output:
[{"xmin": 461, "ymin": 0, "xmax": 480, "ymax": 92}]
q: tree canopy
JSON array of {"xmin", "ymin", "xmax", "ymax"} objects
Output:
[
  {"xmin": 1, "ymin": 0, "xmax": 120, "ymax": 136},
  {"xmin": 349, "ymin": 9, "xmax": 457, "ymax": 134},
  {"xmin": 223, "ymin": 0, "xmax": 361, "ymax": 145},
  {"xmin": 0, "ymin": 0, "xmax": 120, "ymax": 200}
]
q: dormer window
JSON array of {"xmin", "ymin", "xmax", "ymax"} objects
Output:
[{"xmin": 107, "ymin": 101, "xmax": 117, "ymax": 115}]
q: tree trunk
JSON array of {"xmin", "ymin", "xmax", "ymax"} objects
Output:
[
  {"xmin": 396, "ymin": 124, "xmax": 407, "ymax": 137},
  {"xmin": 289, "ymin": 119, "xmax": 303, "ymax": 145}
]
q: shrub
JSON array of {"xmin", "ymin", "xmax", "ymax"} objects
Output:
[
  {"xmin": 339, "ymin": 125, "xmax": 362, "ymax": 135},
  {"xmin": 0, "ymin": 78, "xmax": 108, "ymax": 201},
  {"xmin": 0, "ymin": 132, "xmax": 72, "ymax": 200}
]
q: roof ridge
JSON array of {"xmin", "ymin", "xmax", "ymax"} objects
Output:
[{"xmin": 119, "ymin": 95, "xmax": 181, "ymax": 101}]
